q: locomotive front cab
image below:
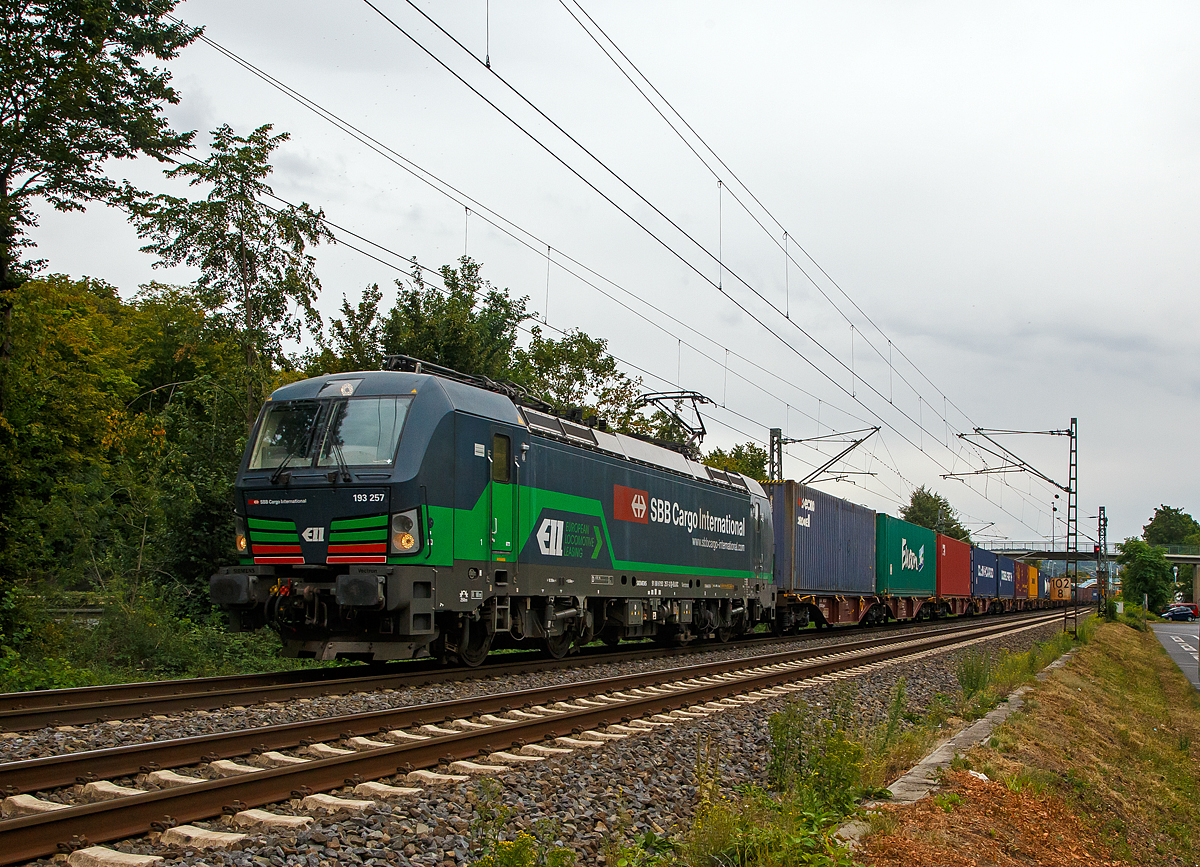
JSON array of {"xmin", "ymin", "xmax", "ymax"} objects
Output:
[{"xmin": 211, "ymin": 370, "xmax": 455, "ymax": 660}]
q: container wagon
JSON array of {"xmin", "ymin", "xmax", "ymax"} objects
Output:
[{"xmin": 935, "ymin": 533, "xmax": 972, "ymax": 616}]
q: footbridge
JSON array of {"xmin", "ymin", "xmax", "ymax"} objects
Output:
[{"xmin": 978, "ymin": 542, "xmax": 1200, "ymax": 565}]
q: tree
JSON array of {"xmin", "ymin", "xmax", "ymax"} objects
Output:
[
  {"xmin": 900, "ymin": 485, "xmax": 972, "ymax": 543},
  {"xmin": 704, "ymin": 442, "xmax": 768, "ymax": 481},
  {"xmin": 304, "ymin": 284, "xmax": 386, "ymax": 376},
  {"xmin": 382, "ymin": 256, "xmax": 528, "ymax": 381},
  {"xmin": 126, "ymin": 124, "xmax": 334, "ymax": 425},
  {"xmin": 0, "ymin": 1, "xmax": 198, "ymax": 400},
  {"xmin": 510, "ymin": 326, "xmax": 645, "ymax": 430},
  {"xmin": 1116, "ymin": 537, "xmax": 1173, "ymax": 611},
  {"xmin": 1142, "ymin": 505, "xmax": 1200, "ymax": 547}
]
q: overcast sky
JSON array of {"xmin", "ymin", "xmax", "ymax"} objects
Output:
[{"xmin": 30, "ymin": 1, "xmax": 1200, "ymax": 546}]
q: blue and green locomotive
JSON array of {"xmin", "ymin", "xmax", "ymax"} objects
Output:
[
  {"xmin": 211, "ymin": 358, "xmax": 776, "ymax": 665},
  {"xmin": 211, "ymin": 357, "xmax": 1065, "ymax": 665}
]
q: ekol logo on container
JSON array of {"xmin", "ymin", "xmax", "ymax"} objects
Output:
[{"xmin": 901, "ymin": 539, "xmax": 925, "ymax": 571}]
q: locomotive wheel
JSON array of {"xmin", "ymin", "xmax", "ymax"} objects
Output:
[
  {"xmin": 716, "ymin": 626, "xmax": 734, "ymax": 643},
  {"xmin": 456, "ymin": 619, "xmax": 492, "ymax": 667},
  {"xmin": 545, "ymin": 632, "xmax": 572, "ymax": 659}
]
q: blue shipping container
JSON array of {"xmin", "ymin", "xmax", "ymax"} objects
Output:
[
  {"xmin": 971, "ymin": 548, "xmax": 998, "ymax": 598},
  {"xmin": 766, "ymin": 481, "xmax": 875, "ymax": 594},
  {"xmin": 997, "ymin": 556, "xmax": 1016, "ymax": 598},
  {"xmin": 1039, "ymin": 571, "xmax": 1049, "ymax": 599}
]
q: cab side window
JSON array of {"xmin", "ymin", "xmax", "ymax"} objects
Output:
[{"xmin": 492, "ymin": 434, "xmax": 511, "ymax": 483}]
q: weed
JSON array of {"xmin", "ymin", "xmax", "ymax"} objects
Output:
[
  {"xmin": 957, "ymin": 649, "xmax": 992, "ymax": 699},
  {"xmin": 767, "ymin": 692, "xmax": 864, "ymax": 814},
  {"xmin": 677, "ymin": 787, "xmax": 857, "ymax": 867},
  {"xmin": 468, "ymin": 779, "xmax": 575, "ymax": 867},
  {"xmin": 932, "ymin": 792, "xmax": 962, "ymax": 813},
  {"xmin": 949, "ymin": 754, "xmax": 973, "ymax": 772},
  {"xmin": 866, "ymin": 809, "xmax": 898, "ymax": 836},
  {"xmin": 1179, "ymin": 733, "xmax": 1192, "ymax": 752}
]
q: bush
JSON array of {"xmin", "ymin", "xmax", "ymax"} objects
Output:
[
  {"xmin": 0, "ymin": 583, "xmax": 319, "ymax": 692},
  {"xmin": 956, "ymin": 649, "xmax": 992, "ymax": 699},
  {"xmin": 768, "ymin": 693, "xmax": 864, "ymax": 814},
  {"xmin": 677, "ymin": 787, "xmax": 856, "ymax": 867}
]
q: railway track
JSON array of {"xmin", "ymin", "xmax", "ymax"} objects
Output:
[
  {"xmin": 0, "ymin": 610, "xmax": 1069, "ymax": 865},
  {"xmin": 0, "ymin": 608, "xmax": 1065, "ymax": 732}
]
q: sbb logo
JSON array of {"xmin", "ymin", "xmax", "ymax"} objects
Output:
[{"xmin": 613, "ymin": 484, "xmax": 650, "ymax": 524}]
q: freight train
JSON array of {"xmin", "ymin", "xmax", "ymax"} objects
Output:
[{"xmin": 210, "ymin": 357, "xmax": 1061, "ymax": 666}]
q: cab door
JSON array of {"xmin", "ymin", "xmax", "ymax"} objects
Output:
[{"xmin": 488, "ymin": 429, "xmax": 517, "ymax": 567}]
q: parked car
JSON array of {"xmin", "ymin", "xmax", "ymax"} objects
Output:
[
  {"xmin": 1162, "ymin": 605, "xmax": 1197, "ymax": 621},
  {"xmin": 1162, "ymin": 602, "xmax": 1199, "ymax": 616}
]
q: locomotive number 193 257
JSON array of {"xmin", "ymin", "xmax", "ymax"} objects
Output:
[{"xmin": 353, "ymin": 493, "xmax": 386, "ymax": 503}]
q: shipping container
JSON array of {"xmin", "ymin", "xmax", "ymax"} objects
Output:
[
  {"xmin": 1014, "ymin": 562, "xmax": 1030, "ymax": 598},
  {"xmin": 875, "ymin": 514, "xmax": 937, "ymax": 597},
  {"xmin": 766, "ymin": 481, "xmax": 875, "ymax": 595},
  {"xmin": 997, "ymin": 556, "xmax": 1016, "ymax": 598},
  {"xmin": 1038, "ymin": 569, "xmax": 1049, "ymax": 599},
  {"xmin": 936, "ymin": 534, "xmax": 971, "ymax": 597},
  {"xmin": 971, "ymin": 548, "xmax": 998, "ymax": 598},
  {"xmin": 1026, "ymin": 564, "xmax": 1040, "ymax": 599}
]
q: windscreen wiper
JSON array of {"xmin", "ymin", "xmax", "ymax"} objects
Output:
[
  {"xmin": 330, "ymin": 441, "xmax": 352, "ymax": 483},
  {"xmin": 270, "ymin": 451, "xmax": 298, "ymax": 485}
]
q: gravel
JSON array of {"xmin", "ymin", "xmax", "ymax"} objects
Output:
[
  {"xmin": 0, "ymin": 618, "xmax": 1011, "ymax": 763},
  {"xmin": 18, "ymin": 618, "xmax": 1069, "ymax": 867}
]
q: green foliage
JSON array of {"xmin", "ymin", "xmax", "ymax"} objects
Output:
[
  {"xmin": 383, "ymin": 256, "xmax": 528, "ymax": 381},
  {"xmin": 1104, "ymin": 598, "xmax": 1119, "ymax": 621},
  {"xmin": 0, "ymin": 586, "xmax": 310, "ymax": 692},
  {"xmin": 468, "ymin": 778, "xmax": 576, "ymax": 867},
  {"xmin": 956, "ymin": 649, "xmax": 992, "ymax": 699},
  {"xmin": 509, "ymin": 325, "xmax": 645, "ymax": 431},
  {"xmin": 1116, "ymin": 601, "xmax": 1151, "ymax": 632},
  {"xmin": 0, "ymin": 0, "xmax": 197, "ymax": 299},
  {"xmin": 126, "ymin": 123, "xmax": 334, "ymax": 424},
  {"xmin": 704, "ymin": 442, "xmax": 769, "ymax": 482},
  {"xmin": 1116, "ymin": 538, "xmax": 1173, "ymax": 613},
  {"xmin": 932, "ymin": 792, "xmax": 961, "ymax": 813},
  {"xmin": 322, "ymin": 284, "xmax": 386, "ymax": 373},
  {"xmin": 767, "ymin": 692, "xmax": 864, "ymax": 814},
  {"xmin": 0, "ymin": 275, "xmax": 246, "ymax": 610},
  {"xmin": 1142, "ymin": 505, "xmax": 1200, "ymax": 546},
  {"xmin": 678, "ymin": 786, "xmax": 856, "ymax": 867},
  {"xmin": 900, "ymin": 485, "xmax": 971, "ymax": 542}
]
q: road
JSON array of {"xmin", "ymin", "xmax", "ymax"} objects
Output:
[{"xmin": 1151, "ymin": 622, "xmax": 1200, "ymax": 690}]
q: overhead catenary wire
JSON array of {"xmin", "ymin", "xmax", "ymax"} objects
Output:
[
  {"xmin": 168, "ymin": 16, "xmax": 881, "ymax": 439},
  {"xmin": 361, "ymin": 0, "xmax": 1061, "ymax": 531},
  {"xmin": 167, "ymin": 9, "xmax": 1054, "ymax": 536},
  {"xmin": 561, "ymin": 0, "xmax": 973, "ymax": 433},
  {"xmin": 559, "ymin": 0, "xmax": 1063, "ymax": 518}
]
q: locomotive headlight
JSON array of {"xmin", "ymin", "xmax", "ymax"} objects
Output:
[
  {"xmin": 235, "ymin": 515, "xmax": 248, "ymax": 553},
  {"xmin": 390, "ymin": 509, "xmax": 421, "ymax": 553}
]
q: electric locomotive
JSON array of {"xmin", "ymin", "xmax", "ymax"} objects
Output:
[{"xmin": 210, "ymin": 357, "xmax": 775, "ymax": 665}]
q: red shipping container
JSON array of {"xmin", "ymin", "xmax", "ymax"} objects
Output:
[
  {"xmin": 1015, "ymin": 562, "xmax": 1030, "ymax": 598},
  {"xmin": 936, "ymin": 533, "xmax": 971, "ymax": 597}
]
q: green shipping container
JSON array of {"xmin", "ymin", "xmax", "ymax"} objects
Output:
[{"xmin": 875, "ymin": 513, "xmax": 937, "ymax": 597}]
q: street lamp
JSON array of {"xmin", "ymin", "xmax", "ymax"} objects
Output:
[{"xmin": 1174, "ymin": 565, "xmax": 1180, "ymax": 602}]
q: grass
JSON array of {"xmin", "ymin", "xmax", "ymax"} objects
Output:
[
  {"xmin": 958, "ymin": 620, "xmax": 1200, "ymax": 864},
  {"xmin": 0, "ymin": 587, "xmax": 331, "ymax": 692}
]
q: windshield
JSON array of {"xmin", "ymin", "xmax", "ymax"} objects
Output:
[
  {"xmin": 318, "ymin": 396, "xmax": 411, "ymax": 467},
  {"xmin": 248, "ymin": 401, "xmax": 321, "ymax": 470}
]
